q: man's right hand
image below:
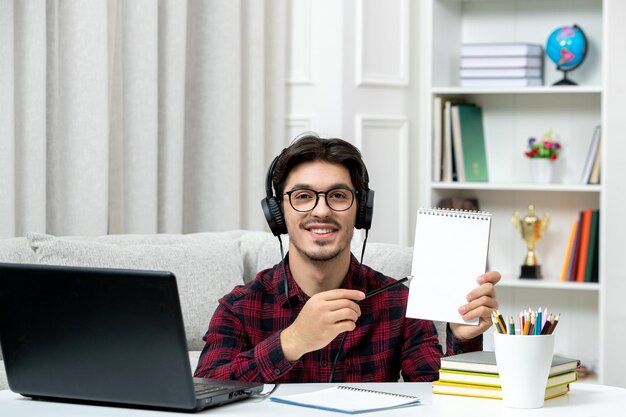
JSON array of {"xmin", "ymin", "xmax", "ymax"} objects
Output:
[{"xmin": 279, "ymin": 289, "xmax": 365, "ymax": 361}]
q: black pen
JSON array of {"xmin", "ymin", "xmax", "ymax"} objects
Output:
[{"xmin": 363, "ymin": 275, "xmax": 413, "ymax": 300}]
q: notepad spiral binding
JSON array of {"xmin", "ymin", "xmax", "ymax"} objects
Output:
[
  {"xmin": 417, "ymin": 207, "xmax": 491, "ymax": 221},
  {"xmin": 337, "ymin": 385, "xmax": 417, "ymax": 399}
]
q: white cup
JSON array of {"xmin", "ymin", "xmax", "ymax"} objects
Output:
[{"xmin": 493, "ymin": 333, "xmax": 555, "ymax": 409}]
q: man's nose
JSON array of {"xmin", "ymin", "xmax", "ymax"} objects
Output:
[{"xmin": 311, "ymin": 193, "xmax": 332, "ymax": 215}]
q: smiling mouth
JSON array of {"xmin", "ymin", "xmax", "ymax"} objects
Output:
[
  {"xmin": 310, "ymin": 228, "xmax": 334, "ymax": 235},
  {"xmin": 302, "ymin": 222, "xmax": 339, "ymax": 236}
]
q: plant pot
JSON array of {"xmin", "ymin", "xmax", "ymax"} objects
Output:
[{"xmin": 530, "ymin": 158, "xmax": 554, "ymax": 184}]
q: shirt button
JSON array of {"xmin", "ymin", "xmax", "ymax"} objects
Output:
[
  {"xmin": 274, "ymin": 368, "xmax": 281, "ymax": 375},
  {"xmin": 321, "ymin": 360, "xmax": 328, "ymax": 367}
]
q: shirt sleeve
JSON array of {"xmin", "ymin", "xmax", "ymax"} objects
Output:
[
  {"xmin": 444, "ymin": 322, "xmax": 483, "ymax": 357},
  {"xmin": 193, "ymin": 301, "xmax": 295, "ymax": 383},
  {"xmin": 399, "ymin": 318, "xmax": 482, "ymax": 382}
]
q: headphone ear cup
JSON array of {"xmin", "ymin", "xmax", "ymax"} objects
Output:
[
  {"xmin": 355, "ymin": 189, "xmax": 374, "ymax": 230},
  {"xmin": 262, "ymin": 196, "xmax": 287, "ymax": 236}
]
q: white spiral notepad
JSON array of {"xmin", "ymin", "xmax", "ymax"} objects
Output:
[
  {"xmin": 406, "ymin": 208, "xmax": 491, "ymax": 325},
  {"xmin": 270, "ymin": 385, "xmax": 420, "ymax": 414}
]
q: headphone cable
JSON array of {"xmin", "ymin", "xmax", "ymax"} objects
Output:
[
  {"xmin": 277, "ymin": 235, "xmax": 291, "ymax": 309},
  {"xmin": 328, "ymin": 229, "xmax": 369, "ymax": 383}
]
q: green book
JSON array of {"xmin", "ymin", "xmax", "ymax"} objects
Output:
[
  {"xmin": 440, "ymin": 351, "xmax": 580, "ymax": 376},
  {"xmin": 453, "ymin": 105, "xmax": 489, "ymax": 182}
]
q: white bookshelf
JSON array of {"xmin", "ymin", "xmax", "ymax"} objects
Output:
[{"xmin": 418, "ymin": 0, "xmax": 610, "ymax": 383}]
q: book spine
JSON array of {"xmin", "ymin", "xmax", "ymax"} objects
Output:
[
  {"xmin": 451, "ymin": 105, "xmax": 465, "ymax": 182},
  {"xmin": 566, "ymin": 219, "xmax": 581, "ymax": 282},
  {"xmin": 576, "ymin": 209, "xmax": 593, "ymax": 282},
  {"xmin": 581, "ymin": 126, "xmax": 601, "ymax": 184},
  {"xmin": 561, "ymin": 221, "xmax": 578, "ymax": 281},
  {"xmin": 460, "ymin": 68, "xmax": 542, "ymax": 78},
  {"xmin": 433, "ymin": 96, "xmax": 443, "ymax": 182},
  {"xmin": 461, "ymin": 43, "xmax": 543, "ymax": 57},
  {"xmin": 584, "ymin": 210, "xmax": 600, "ymax": 282}
]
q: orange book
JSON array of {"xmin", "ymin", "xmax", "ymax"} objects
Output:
[
  {"xmin": 575, "ymin": 209, "xmax": 593, "ymax": 282},
  {"xmin": 561, "ymin": 220, "xmax": 578, "ymax": 281}
]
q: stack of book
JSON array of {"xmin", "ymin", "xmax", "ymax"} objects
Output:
[
  {"xmin": 433, "ymin": 351, "xmax": 579, "ymax": 400},
  {"xmin": 460, "ymin": 43, "xmax": 544, "ymax": 88},
  {"xmin": 561, "ymin": 208, "xmax": 600, "ymax": 283},
  {"xmin": 432, "ymin": 98, "xmax": 488, "ymax": 183}
]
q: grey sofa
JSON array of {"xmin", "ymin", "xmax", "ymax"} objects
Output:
[{"xmin": 0, "ymin": 230, "xmax": 428, "ymax": 391}]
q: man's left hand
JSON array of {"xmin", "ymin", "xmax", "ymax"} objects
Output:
[{"xmin": 450, "ymin": 271, "xmax": 501, "ymax": 340}]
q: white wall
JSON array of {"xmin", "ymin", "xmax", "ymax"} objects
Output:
[{"xmin": 286, "ymin": 0, "xmax": 422, "ymax": 246}]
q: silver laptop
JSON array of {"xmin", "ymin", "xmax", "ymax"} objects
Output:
[{"xmin": 0, "ymin": 263, "xmax": 264, "ymax": 411}]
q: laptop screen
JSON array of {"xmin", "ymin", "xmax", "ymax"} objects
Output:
[{"xmin": 0, "ymin": 263, "xmax": 262, "ymax": 411}]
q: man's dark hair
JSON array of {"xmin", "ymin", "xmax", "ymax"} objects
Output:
[{"xmin": 272, "ymin": 134, "xmax": 368, "ymax": 197}]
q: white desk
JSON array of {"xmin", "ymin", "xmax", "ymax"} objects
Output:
[{"xmin": 1, "ymin": 383, "xmax": 625, "ymax": 416}]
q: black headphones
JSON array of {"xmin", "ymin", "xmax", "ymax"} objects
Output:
[{"xmin": 261, "ymin": 150, "xmax": 375, "ymax": 236}]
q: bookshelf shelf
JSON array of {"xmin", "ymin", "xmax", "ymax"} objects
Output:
[
  {"xmin": 498, "ymin": 279, "xmax": 600, "ymax": 292},
  {"xmin": 430, "ymin": 182, "xmax": 602, "ymax": 193},
  {"xmin": 432, "ymin": 86, "xmax": 603, "ymax": 95},
  {"xmin": 418, "ymin": 0, "xmax": 610, "ymax": 384}
]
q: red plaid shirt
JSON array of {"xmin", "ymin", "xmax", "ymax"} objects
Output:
[{"xmin": 194, "ymin": 254, "xmax": 482, "ymax": 383}]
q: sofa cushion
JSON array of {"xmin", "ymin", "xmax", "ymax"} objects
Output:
[
  {"xmin": 0, "ymin": 237, "xmax": 36, "ymax": 264},
  {"xmin": 237, "ymin": 232, "xmax": 289, "ymax": 282},
  {"xmin": 27, "ymin": 232, "xmax": 243, "ymax": 351}
]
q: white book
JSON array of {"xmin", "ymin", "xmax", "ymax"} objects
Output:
[
  {"xmin": 442, "ymin": 100, "xmax": 454, "ymax": 182},
  {"xmin": 432, "ymin": 96, "xmax": 443, "ymax": 182},
  {"xmin": 461, "ymin": 56, "xmax": 543, "ymax": 68},
  {"xmin": 461, "ymin": 77, "xmax": 543, "ymax": 88},
  {"xmin": 450, "ymin": 105, "xmax": 466, "ymax": 182},
  {"xmin": 589, "ymin": 136, "xmax": 602, "ymax": 184},
  {"xmin": 462, "ymin": 43, "xmax": 543, "ymax": 57},
  {"xmin": 581, "ymin": 125, "xmax": 602, "ymax": 184},
  {"xmin": 460, "ymin": 67, "xmax": 542, "ymax": 78},
  {"xmin": 442, "ymin": 101, "xmax": 452, "ymax": 182},
  {"xmin": 407, "ymin": 208, "xmax": 492, "ymax": 325}
]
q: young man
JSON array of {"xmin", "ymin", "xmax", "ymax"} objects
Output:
[{"xmin": 194, "ymin": 135, "xmax": 500, "ymax": 382}]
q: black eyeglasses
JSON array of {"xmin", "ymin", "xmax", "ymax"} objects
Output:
[{"xmin": 284, "ymin": 187, "xmax": 356, "ymax": 212}]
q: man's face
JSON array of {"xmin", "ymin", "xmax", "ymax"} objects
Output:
[{"xmin": 282, "ymin": 160, "xmax": 357, "ymax": 262}]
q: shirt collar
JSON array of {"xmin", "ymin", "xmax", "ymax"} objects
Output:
[{"xmin": 275, "ymin": 253, "xmax": 367, "ymax": 308}]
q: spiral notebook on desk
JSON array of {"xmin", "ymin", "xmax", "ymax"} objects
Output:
[
  {"xmin": 270, "ymin": 385, "xmax": 420, "ymax": 414},
  {"xmin": 406, "ymin": 208, "xmax": 492, "ymax": 325}
]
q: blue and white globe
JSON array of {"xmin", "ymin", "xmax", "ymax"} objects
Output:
[{"xmin": 546, "ymin": 25, "xmax": 587, "ymax": 85}]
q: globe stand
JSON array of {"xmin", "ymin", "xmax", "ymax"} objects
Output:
[{"xmin": 553, "ymin": 70, "xmax": 577, "ymax": 86}]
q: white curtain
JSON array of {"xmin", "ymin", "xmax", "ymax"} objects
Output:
[{"xmin": 0, "ymin": 0, "xmax": 287, "ymax": 238}]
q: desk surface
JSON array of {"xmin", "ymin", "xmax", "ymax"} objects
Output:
[{"xmin": 1, "ymin": 383, "xmax": 625, "ymax": 416}]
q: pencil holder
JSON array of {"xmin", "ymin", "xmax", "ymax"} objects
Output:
[{"xmin": 493, "ymin": 333, "xmax": 555, "ymax": 408}]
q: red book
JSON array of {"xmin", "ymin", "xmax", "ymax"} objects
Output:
[{"xmin": 575, "ymin": 209, "xmax": 593, "ymax": 282}]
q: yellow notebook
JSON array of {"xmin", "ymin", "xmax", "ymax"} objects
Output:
[{"xmin": 432, "ymin": 380, "xmax": 570, "ymax": 400}]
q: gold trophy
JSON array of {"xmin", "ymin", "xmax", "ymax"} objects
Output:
[{"xmin": 512, "ymin": 204, "xmax": 550, "ymax": 279}]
